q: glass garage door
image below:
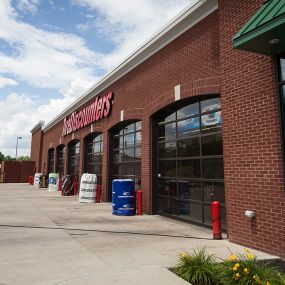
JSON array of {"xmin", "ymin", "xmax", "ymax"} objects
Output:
[
  {"xmin": 84, "ymin": 133, "xmax": 103, "ymax": 185},
  {"xmin": 112, "ymin": 121, "xmax": 141, "ymax": 188},
  {"xmin": 155, "ymin": 97, "xmax": 226, "ymax": 229},
  {"xmin": 67, "ymin": 140, "xmax": 80, "ymax": 181}
]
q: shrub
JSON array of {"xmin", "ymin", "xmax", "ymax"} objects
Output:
[
  {"xmin": 219, "ymin": 248, "xmax": 285, "ymax": 285},
  {"xmin": 173, "ymin": 247, "xmax": 221, "ymax": 285},
  {"xmin": 173, "ymin": 248, "xmax": 285, "ymax": 285}
]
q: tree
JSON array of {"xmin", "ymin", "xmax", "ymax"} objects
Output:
[
  {"xmin": 0, "ymin": 151, "xmax": 4, "ymax": 162},
  {"xmin": 17, "ymin": 156, "xmax": 30, "ymax": 161},
  {"xmin": 4, "ymin": 156, "xmax": 15, "ymax": 161}
]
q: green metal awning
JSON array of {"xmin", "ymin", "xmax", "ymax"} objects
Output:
[{"xmin": 233, "ymin": 0, "xmax": 285, "ymax": 56}]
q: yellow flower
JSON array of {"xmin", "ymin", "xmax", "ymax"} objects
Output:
[
  {"xmin": 235, "ymin": 263, "xmax": 240, "ymax": 268},
  {"xmin": 253, "ymin": 274, "xmax": 260, "ymax": 281},
  {"xmin": 248, "ymin": 253, "xmax": 255, "ymax": 259},
  {"xmin": 244, "ymin": 267, "xmax": 249, "ymax": 274},
  {"xmin": 244, "ymin": 248, "xmax": 249, "ymax": 253},
  {"xmin": 230, "ymin": 254, "xmax": 237, "ymax": 260},
  {"xmin": 266, "ymin": 282, "xmax": 270, "ymax": 285},
  {"xmin": 235, "ymin": 273, "xmax": 241, "ymax": 279},
  {"xmin": 180, "ymin": 252, "xmax": 188, "ymax": 258},
  {"xmin": 232, "ymin": 266, "xmax": 238, "ymax": 271}
]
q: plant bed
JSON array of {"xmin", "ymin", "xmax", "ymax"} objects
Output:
[{"xmin": 172, "ymin": 248, "xmax": 285, "ymax": 285}]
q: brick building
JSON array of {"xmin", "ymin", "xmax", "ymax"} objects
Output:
[{"xmin": 30, "ymin": 0, "xmax": 285, "ymax": 258}]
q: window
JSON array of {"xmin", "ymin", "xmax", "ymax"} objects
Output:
[
  {"xmin": 47, "ymin": 148, "xmax": 55, "ymax": 174},
  {"xmin": 111, "ymin": 121, "xmax": 141, "ymax": 189},
  {"xmin": 84, "ymin": 133, "xmax": 103, "ymax": 185},
  {"xmin": 156, "ymin": 97, "xmax": 225, "ymax": 228},
  {"xmin": 56, "ymin": 145, "xmax": 65, "ymax": 178},
  {"xmin": 67, "ymin": 140, "xmax": 80, "ymax": 180}
]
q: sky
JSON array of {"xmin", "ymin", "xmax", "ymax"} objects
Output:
[{"xmin": 0, "ymin": 0, "xmax": 197, "ymax": 157}]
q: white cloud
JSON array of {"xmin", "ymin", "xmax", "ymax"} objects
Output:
[
  {"xmin": 0, "ymin": 0, "xmax": 99, "ymax": 91},
  {"xmin": 15, "ymin": 0, "xmax": 39, "ymax": 14},
  {"xmin": 0, "ymin": 76, "xmax": 18, "ymax": 88},
  {"xmin": 73, "ymin": 0, "xmax": 196, "ymax": 71},
  {"xmin": 0, "ymin": 0, "xmax": 195, "ymax": 156}
]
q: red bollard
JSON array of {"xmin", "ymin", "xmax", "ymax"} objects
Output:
[
  {"xmin": 28, "ymin": 176, "xmax": 31, "ymax": 184},
  {"xmin": 136, "ymin": 190, "xmax": 142, "ymax": 215},
  {"xmin": 73, "ymin": 181, "xmax": 78, "ymax": 195},
  {"xmin": 212, "ymin": 201, "xmax": 222, "ymax": 240},
  {"xmin": 96, "ymin": 184, "xmax": 101, "ymax": 203},
  {"xmin": 31, "ymin": 176, "xmax": 34, "ymax": 185}
]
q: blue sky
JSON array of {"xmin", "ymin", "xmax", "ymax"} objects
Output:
[{"xmin": 0, "ymin": 0, "xmax": 196, "ymax": 157}]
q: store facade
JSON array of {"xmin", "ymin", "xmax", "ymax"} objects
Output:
[{"xmin": 30, "ymin": 0, "xmax": 285, "ymax": 258}]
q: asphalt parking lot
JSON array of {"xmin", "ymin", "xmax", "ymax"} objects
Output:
[{"xmin": 0, "ymin": 183, "xmax": 277, "ymax": 285}]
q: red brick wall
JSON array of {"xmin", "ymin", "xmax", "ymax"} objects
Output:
[
  {"xmin": 30, "ymin": 127, "xmax": 43, "ymax": 173},
  {"xmin": 32, "ymin": 2, "xmax": 285, "ymax": 258},
  {"xmin": 219, "ymin": 0, "xmax": 285, "ymax": 258},
  {"xmin": 40, "ymin": 11, "xmax": 221, "ymax": 213}
]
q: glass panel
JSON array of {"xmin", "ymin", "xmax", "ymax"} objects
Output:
[
  {"xmin": 134, "ymin": 162, "xmax": 141, "ymax": 176},
  {"xmin": 177, "ymin": 103, "xmax": 199, "ymax": 119},
  {"xmin": 136, "ymin": 121, "xmax": 142, "ymax": 131},
  {"xmin": 178, "ymin": 200, "xmax": 190, "ymax": 217},
  {"xmin": 94, "ymin": 164, "xmax": 102, "ymax": 175},
  {"xmin": 165, "ymin": 112, "xmax": 176, "ymax": 123},
  {"xmin": 177, "ymin": 117, "xmax": 200, "ymax": 137},
  {"xmin": 202, "ymin": 158, "xmax": 224, "ymax": 179},
  {"xmin": 164, "ymin": 123, "xmax": 176, "ymax": 140},
  {"xmin": 158, "ymin": 123, "xmax": 176, "ymax": 141},
  {"xmin": 113, "ymin": 135, "xmax": 120, "ymax": 149},
  {"xmin": 281, "ymin": 58, "xmax": 285, "ymax": 81},
  {"xmin": 120, "ymin": 136, "xmax": 124, "ymax": 148},
  {"xmin": 189, "ymin": 203, "xmax": 202, "ymax": 223},
  {"xmin": 203, "ymin": 181, "xmax": 225, "ymax": 204},
  {"xmin": 158, "ymin": 196, "xmax": 168, "ymax": 214},
  {"xmin": 169, "ymin": 199, "xmax": 177, "ymax": 215},
  {"xmin": 201, "ymin": 134, "xmax": 223, "ymax": 156},
  {"xmin": 158, "ymin": 179, "xmax": 176, "ymax": 196},
  {"xmin": 125, "ymin": 134, "xmax": 135, "ymax": 147},
  {"xmin": 158, "ymin": 141, "xmax": 176, "ymax": 158},
  {"xmin": 178, "ymin": 159, "xmax": 200, "ymax": 178},
  {"xmin": 95, "ymin": 134, "xmax": 103, "ymax": 142},
  {"xmin": 159, "ymin": 160, "xmax": 176, "ymax": 177},
  {"xmin": 113, "ymin": 150, "xmax": 121, "ymax": 163},
  {"xmin": 122, "ymin": 148, "xmax": 134, "ymax": 161},
  {"xmin": 125, "ymin": 123, "xmax": 135, "ymax": 134},
  {"xmin": 178, "ymin": 180, "xmax": 202, "ymax": 201},
  {"xmin": 177, "ymin": 137, "xmax": 200, "ymax": 157},
  {"xmin": 134, "ymin": 147, "xmax": 141, "ymax": 159},
  {"xmin": 94, "ymin": 142, "xmax": 101, "ymax": 153},
  {"xmin": 201, "ymin": 111, "xmax": 222, "ymax": 133},
  {"xmin": 182, "ymin": 203, "xmax": 202, "ymax": 223},
  {"xmin": 201, "ymin": 98, "xmax": 221, "ymax": 113},
  {"xmin": 136, "ymin": 132, "xmax": 142, "ymax": 145},
  {"xmin": 93, "ymin": 154, "xmax": 102, "ymax": 163},
  {"xmin": 158, "ymin": 179, "xmax": 170, "ymax": 196}
]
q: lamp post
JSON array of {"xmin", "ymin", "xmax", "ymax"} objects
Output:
[{"xmin": 15, "ymin": 136, "xmax": 22, "ymax": 160}]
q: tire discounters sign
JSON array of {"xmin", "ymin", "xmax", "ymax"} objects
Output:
[{"xmin": 63, "ymin": 92, "xmax": 113, "ymax": 136}]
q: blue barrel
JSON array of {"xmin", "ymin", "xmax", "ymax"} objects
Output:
[{"xmin": 112, "ymin": 179, "xmax": 136, "ymax": 216}]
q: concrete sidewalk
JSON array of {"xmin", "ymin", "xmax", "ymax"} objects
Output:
[{"xmin": 0, "ymin": 184, "xmax": 279, "ymax": 285}]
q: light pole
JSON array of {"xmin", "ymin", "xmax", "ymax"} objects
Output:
[{"xmin": 15, "ymin": 136, "xmax": 22, "ymax": 160}]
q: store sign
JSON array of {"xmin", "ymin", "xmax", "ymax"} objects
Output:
[{"xmin": 63, "ymin": 92, "xmax": 114, "ymax": 136}]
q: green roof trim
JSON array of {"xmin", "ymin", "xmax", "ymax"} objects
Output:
[{"xmin": 233, "ymin": 0, "xmax": 285, "ymax": 56}]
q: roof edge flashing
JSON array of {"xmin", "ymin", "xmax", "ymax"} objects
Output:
[{"xmin": 30, "ymin": 121, "xmax": 45, "ymax": 133}]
